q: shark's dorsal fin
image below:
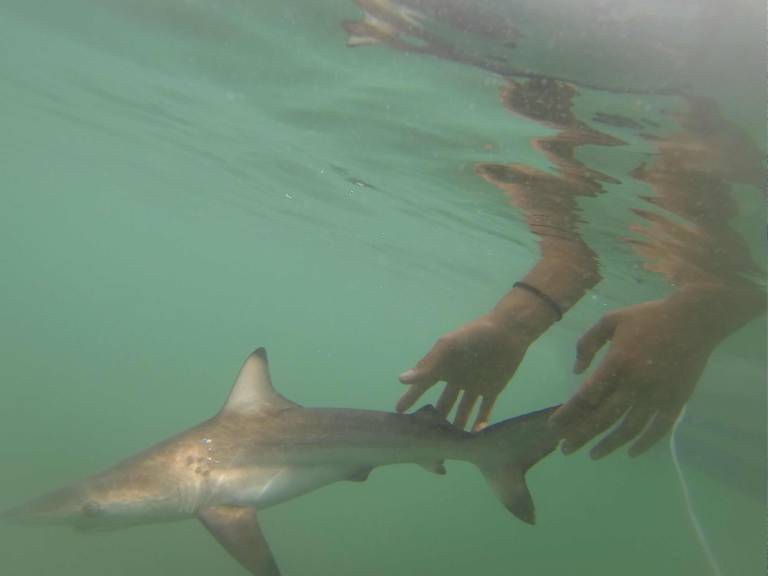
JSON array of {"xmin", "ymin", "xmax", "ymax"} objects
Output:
[
  {"xmin": 221, "ymin": 348, "xmax": 298, "ymax": 414},
  {"xmin": 346, "ymin": 466, "xmax": 374, "ymax": 482},
  {"xmin": 418, "ymin": 461, "xmax": 447, "ymax": 475},
  {"xmin": 413, "ymin": 404, "xmax": 448, "ymax": 423}
]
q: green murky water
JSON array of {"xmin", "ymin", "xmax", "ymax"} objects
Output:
[{"xmin": 0, "ymin": 1, "xmax": 764, "ymax": 575}]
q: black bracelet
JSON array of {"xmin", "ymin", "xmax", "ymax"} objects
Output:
[{"xmin": 513, "ymin": 281, "xmax": 563, "ymax": 321}]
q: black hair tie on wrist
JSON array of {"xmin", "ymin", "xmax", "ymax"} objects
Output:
[{"xmin": 513, "ymin": 281, "xmax": 563, "ymax": 321}]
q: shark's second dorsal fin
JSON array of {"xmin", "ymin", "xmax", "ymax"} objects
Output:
[
  {"xmin": 413, "ymin": 404, "xmax": 446, "ymax": 422},
  {"xmin": 221, "ymin": 348, "xmax": 298, "ymax": 415}
]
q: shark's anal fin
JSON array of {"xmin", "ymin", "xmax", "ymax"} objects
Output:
[{"xmin": 199, "ymin": 506, "xmax": 280, "ymax": 576}]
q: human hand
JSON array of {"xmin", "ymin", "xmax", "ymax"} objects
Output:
[
  {"xmin": 397, "ymin": 310, "xmax": 543, "ymax": 432},
  {"xmin": 550, "ymin": 297, "xmax": 720, "ymax": 459}
]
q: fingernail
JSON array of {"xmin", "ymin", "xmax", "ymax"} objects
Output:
[{"xmin": 399, "ymin": 370, "xmax": 416, "ymax": 383}]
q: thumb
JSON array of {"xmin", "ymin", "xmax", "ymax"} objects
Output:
[{"xmin": 575, "ymin": 313, "xmax": 618, "ymax": 374}]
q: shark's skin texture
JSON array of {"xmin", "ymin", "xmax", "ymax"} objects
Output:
[{"xmin": 1, "ymin": 349, "xmax": 560, "ymax": 575}]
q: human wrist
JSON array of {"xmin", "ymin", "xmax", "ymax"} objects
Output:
[
  {"xmin": 513, "ymin": 281, "xmax": 563, "ymax": 320},
  {"xmin": 649, "ymin": 282, "xmax": 765, "ymax": 353},
  {"xmin": 490, "ymin": 286, "xmax": 558, "ymax": 338},
  {"xmin": 672, "ymin": 282, "xmax": 765, "ymax": 331}
]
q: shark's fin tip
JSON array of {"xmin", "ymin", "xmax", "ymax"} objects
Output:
[
  {"xmin": 418, "ymin": 461, "xmax": 447, "ymax": 475},
  {"xmin": 346, "ymin": 467, "xmax": 374, "ymax": 482}
]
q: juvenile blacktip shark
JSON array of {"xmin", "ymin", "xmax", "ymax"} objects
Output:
[{"xmin": 1, "ymin": 348, "xmax": 560, "ymax": 575}]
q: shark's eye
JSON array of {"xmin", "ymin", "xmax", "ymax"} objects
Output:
[{"xmin": 82, "ymin": 501, "xmax": 102, "ymax": 517}]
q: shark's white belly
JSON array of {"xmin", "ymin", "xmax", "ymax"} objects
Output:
[{"xmin": 209, "ymin": 465, "xmax": 358, "ymax": 510}]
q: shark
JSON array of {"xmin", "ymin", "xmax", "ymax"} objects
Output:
[{"xmin": 1, "ymin": 348, "xmax": 561, "ymax": 575}]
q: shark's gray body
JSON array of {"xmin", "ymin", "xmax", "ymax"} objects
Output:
[{"xmin": 2, "ymin": 348, "xmax": 560, "ymax": 575}]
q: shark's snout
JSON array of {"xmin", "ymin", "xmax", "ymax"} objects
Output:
[
  {"xmin": 0, "ymin": 486, "xmax": 92, "ymax": 526},
  {"xmin": 0, "ymin": 503, "xmax": 25, "ymax": 525}
]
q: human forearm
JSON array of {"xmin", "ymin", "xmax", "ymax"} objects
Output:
[
  {"xmin": 491, "ymin": 236, "xmax": 601, "ymax": 337},
  {"xmin": 664, "ymin": 281, "xmax": 766, "ymax": 347}
]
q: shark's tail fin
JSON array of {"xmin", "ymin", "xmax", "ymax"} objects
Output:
[{"xmin": 474, "ymin": 405, "xmax": 561, "ymax": 525}]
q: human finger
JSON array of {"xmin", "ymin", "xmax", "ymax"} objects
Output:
[
  {"xmin": 399, "ymin": 363, "xmax": 439, "ymax": 386},
  {"xmin": 628, "ymin": 407, "xmax": 683, "ymax": 457},
  {"xmin": 590, "ymin": 403, "xmax": 654, "ymax": 459},
  {"xmin": 396, "ymin": 381, "xmax": 434, "ymax": 413},
  {"xmin": 471, "ymin": 393, "xmax": 499, "ymax": 432},
  {"xmin": 453, "ymin": 392, "xmax": 479, "ymax": 429},
  {"xmin": 435, "ymin": 383, "xmax": 461, "ymax": 417},
  {"xmin": 399, "ymin": 342, "xmax": 447, "ymax": 387},
  {"xmin": 560, "ymin": 391, "xmax": 633, "ymax": 455},
  {"xmin": 574, "ymin": 313, "xmax": 618, "ymax": 374},
  {"xmin": 549, "ymin": 360, "xmax": 624, "ymax": 428}
]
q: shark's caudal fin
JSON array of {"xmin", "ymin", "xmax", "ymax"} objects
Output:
[
  {"xmin": 199, "ymin": 506, "xmax": 280, "ymax": 576},
  {"xmin": 474, "ymin": 406, "xmax": 561, "ymax": 525},
  {"xmin": 220, "ymin": 348, "xmax": 299, "ymax": 415}
]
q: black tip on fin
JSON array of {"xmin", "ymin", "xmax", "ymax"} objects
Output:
[
  {"xmin": 418, "ymin": 461, "xmax": 447, "ymax": 475},
  {"xmin": 346, "ymin": 467, "xmax": 374, "ymax": 482}
]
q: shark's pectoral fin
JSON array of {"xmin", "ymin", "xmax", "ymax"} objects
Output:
[{"xmin": 199, "ymin": 506, "xmax": 280, "ymax": 576}]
